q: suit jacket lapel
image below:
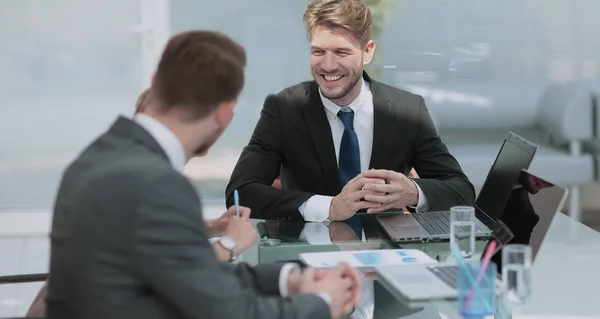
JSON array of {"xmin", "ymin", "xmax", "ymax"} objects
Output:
[
  {"xmin": 368, "ymin": 79, "xmax": 395, "ymax": 170},
  {"xmin": 303, "ymin": 83, "xmax": 341, "ymax": 194}
]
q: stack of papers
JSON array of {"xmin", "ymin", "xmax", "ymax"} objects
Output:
[{"xmin": 299, "ymin": 249, "xmax": 437, "ymax": 271}]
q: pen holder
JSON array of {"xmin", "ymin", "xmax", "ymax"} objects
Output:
[{"xmin": 457, "ymin": 261, "xmax": 497, "ymax": 318}]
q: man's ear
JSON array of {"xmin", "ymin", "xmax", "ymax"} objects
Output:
[
  {"xmin": 363, "ymin": 40, "xmax": 376, "ymax": 65},
  {"xmin": 213, "ymin": 100, "xmax": 236, "ymax": 127}
]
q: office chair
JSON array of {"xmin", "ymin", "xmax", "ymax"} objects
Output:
[{"xmin": 0, "ymin": 273, "xmax": 47, "ymax": 319}]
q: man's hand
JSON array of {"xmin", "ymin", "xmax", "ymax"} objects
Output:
[
  {"xmin": 222, "ymin": 206, "xmax": 256, "ymax": 255},
  {"xmin": 328, "ymin": 222, "xmax": 359, "ymax": 242},
  {"xmin": 286, "ymin": 272, "xmax": 302, "ymax": 295},
  {"xmin": 205, "ymin": 208, "xmax": 237, "ymax": 238},
  {"xmin": 300, "ymin": 263, "xmax": 361, "ymax": 318},
  {"xmin": 329, "ymin": 176, "xmax": 387, "ymax": 221},
  {"xmin": 361, "ymin": 169, "xmax": 419, "ymax": 213}
]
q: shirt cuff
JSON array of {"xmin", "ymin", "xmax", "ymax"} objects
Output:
[
  {"xmin": 299, "ymin": 222, "xmax": 332, "ymax": 244},
  {"xmin": 316, "ymin": 292, "xmax": 332, "ymax": 305},
  {"xmin": 298, "ymin": 195, "xmax": 334, "ymax": 222},
  {"xmin": 279, "ymin": 263, "xmax": 301, "ymax": 297},
  {"xmin": 410, "ymin": 180, "xmax": 429, "ymax": 212},
  {"xmin": 208, "ymin": 237, "xmax": 221, "ymax": 244}
]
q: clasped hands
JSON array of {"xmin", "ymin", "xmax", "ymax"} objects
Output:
[
  {"xmin": 287, "ymin": 262, "xmax": 362, "ymax": 318},
  {"xmin": 329, "ymin": 169, "xmax": 419, "ymax": 221}
]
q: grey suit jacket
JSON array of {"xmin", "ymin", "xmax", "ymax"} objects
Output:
[{"xmin": 47, "ymin": 116, "xmax": 329, "ymax": 319}]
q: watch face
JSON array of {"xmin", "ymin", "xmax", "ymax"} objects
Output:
[{"xmin": 220, "ymin": 237, "xmax": 237, "ymax": 251}]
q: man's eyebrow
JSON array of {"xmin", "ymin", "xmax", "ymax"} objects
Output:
[{"xmin": 310, "ymin": 46, "xmax": 353, "ymax": 52}]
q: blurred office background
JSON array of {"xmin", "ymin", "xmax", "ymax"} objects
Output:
[
  {"xmin": 2, "ymin": 0, "xmax": 600, "ymax": 316},
  {"xmin": 3, "ymin": 0, "xmax": 600, "ymax": 219}
]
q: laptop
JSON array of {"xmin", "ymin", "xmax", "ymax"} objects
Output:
[
  {"xmin": 376, "ymin": 131, "xmax": 537, "ymax": 243},
  {"xmin": 375, "ymin": 170, "xmax": 568, "ymax": 307}
]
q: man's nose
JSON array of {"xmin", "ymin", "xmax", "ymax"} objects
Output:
[{"xmin": 321, "ymin": 54, "xmax": 337, "ymax": 72}]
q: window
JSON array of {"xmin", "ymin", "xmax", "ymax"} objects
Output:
[{"xmin": 0, "ymin": 0, "xmax": 146, "ymax": 209}]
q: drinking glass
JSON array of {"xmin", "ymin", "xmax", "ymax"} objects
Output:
[
  {"xmin": 450, "ymin": 206, "xmax": 476, "ymax": 259},
  {"xmin": 502, "ymin": 244, "xmax": 533, "ymax": 308},
  {"xmin": 457, "ymin": 260, "xmax": 497, "ymax": 318}
]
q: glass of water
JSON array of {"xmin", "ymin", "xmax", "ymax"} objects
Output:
[
  {"xmin": 502, "ymin": 244, "xmax": 532, "ymax": 308},
  {"xmin": 450, "ymin": 206, "xmax": 476, "ymax": 259}
]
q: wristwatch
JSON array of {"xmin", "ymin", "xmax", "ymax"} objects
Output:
[{"xmin": 218, "ymin": 236, "xmax": 238, "ymax": 261}]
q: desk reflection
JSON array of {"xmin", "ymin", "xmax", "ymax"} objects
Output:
[{"xmin": 486, "ymin": 170, "xmax": 565, "ymax": 273}]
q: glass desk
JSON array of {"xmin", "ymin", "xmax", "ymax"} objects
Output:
[{"xmin": 244, "ymin": 212, "xmax": 600, "ymax": 318}]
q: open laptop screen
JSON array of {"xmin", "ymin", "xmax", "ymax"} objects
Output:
[
  {"xmin": 474, "ymin": 132, "xmax": 537, "ymax": 228},
  {"xmin": 485, "ymin": 170, "xmax": 568, "ymax": 270}
]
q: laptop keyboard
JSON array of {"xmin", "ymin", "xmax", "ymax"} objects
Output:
[
  {"xmin": 414, "ymin": 211, "xmax": 451, "ymax": 235},
  {"xmin": 427, "ymin": 265, "xmax": 459, "ymax": 289}
]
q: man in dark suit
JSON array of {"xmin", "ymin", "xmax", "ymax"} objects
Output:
[
  {"xmin": 226, "ymin": 0, "xmax": 475, "ymax": 223},
  {"xmin": 47, "ymin": 30, "xmax": 361, "ymax": 319}
]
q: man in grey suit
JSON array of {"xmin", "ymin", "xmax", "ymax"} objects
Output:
[{"xmin": 47, "ymin": 30, "xmax": 361, "ymax": 319}]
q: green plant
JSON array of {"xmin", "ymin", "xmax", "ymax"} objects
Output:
[{"xmin": 363, "ymin": 0, "xmax": 394, "ymax": 77}]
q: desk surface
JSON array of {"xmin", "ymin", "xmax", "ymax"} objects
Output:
[
  {"xmin": 247, "ymin": 212, "xmax": 600, "ymax": 318},
  {"xmin": 1, "ymin": 209, "xmax": 598, "ymax": 318}
]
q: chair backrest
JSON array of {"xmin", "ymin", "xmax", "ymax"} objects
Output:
[{"xmin": 399, "ymin": 81, "xmax": 547, "ymax": 132}]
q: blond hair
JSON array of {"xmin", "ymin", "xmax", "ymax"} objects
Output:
[{"xmin": 303, "ymin": 0, "xmax": 373, "ymax": 47}]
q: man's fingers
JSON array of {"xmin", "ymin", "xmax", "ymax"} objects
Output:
[
  {"xmin": 333, "ymin": 262, "xmax": 350, "ymax": 274},
  {"xmin": 361, "ymin": 169, "xmax": 393, "ymax": 180},
  {"xmin": 341, "ymin": 290, "xmax": 353, "ymax": 310},
  {"xmin": 352, "ymin": 177, "xmax": 385, "ymax": 190},
  {"xmin": 364, "ymin": 193, "xmax": 395, "ymax": 204},
  {"xmin": 350, "ymin": 276, "xmax": 362, "ymax": 307},
  {"xmin": 343, "ymin": 301, "xmax": 355, "ymax": 315},
  {"xmin": 226, "ymin": 206, "xmax": 237, "ymax": 215},
  {"xmin": 351, "ymin": 189, "xmax": 384, "ymax": 201},
  {"xmin": 363, "ymin": 183, "xmax": 393, "ymax": 193},
  {"xmin": 239, "ymin": 207, "xmax": 251, "ymax": 219},
  {"xmin": 344, "ymin": 268, "xmax": 362, "ymax": 303},
  {"xmin": 338, "ymin": 277, "xmax": 354, "ymax": 290}
]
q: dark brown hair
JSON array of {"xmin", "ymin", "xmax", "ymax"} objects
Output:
[
  {"xmin": 151, "ymin": 30, "xmax": 246, "ymax": 120},
  {"xmin": 303, "ymin": 0, "xmax": 373, "ymax": 47},
  {"xmin": 135, "ymin": 89, "xmax": 150, "ymax": 114}
]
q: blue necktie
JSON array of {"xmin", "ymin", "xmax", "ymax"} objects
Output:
[{"xmin": 337, "ymin": 108, "xmax": 362, "ymax": 239}]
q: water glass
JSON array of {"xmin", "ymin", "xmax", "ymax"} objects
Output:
[
  {"xmin": 458, "ymin": 260, "xmax": 497, "ymax": 318},
  {"xmin": 502, "ymin": 244, "xmax": 532, "ymax": 308},
  {"xmin": 450, "ymin": 206, "xmax": 476, "ymax": 259}
]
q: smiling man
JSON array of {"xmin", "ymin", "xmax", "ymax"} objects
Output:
[{"xmin": 226, "ymin": 0, "xmax": 475, "ymax": 224}]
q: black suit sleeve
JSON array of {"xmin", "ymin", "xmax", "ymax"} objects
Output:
[
  {"xmin": 133, "ymin": 171, "xmax": 329, "ymax": 319},
  {"xmin": 226, "ymin": 95, "xmax": 313, "ymax": 220},
  {"xmin": 411, "ymin": 96, "xmax": 476, "ymax": 210}
]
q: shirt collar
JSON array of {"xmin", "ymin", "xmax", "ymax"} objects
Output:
[
  {"xmin": 133, "ymin": 113, "xmax": 186, "ymax": 172},
  {"xmin": 319, "ymin": 77, "xmax": 370, "ymax": 120}
]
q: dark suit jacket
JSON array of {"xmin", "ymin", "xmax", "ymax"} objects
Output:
[
  {"xmin": 47, "ymin": 117, "xmax": 329, "ymax": 319},
  {"xmin": 226, "ymin": 74, "xmax": 475, "ymax": 220}
]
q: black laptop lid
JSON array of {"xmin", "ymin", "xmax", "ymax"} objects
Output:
[
  {"xmin": 474, "ymin": 132, "xmax": 538, "ymax": 228},
  {"xmin": 483, "ymin": 170, "xmax": 568, "ymax": 271}
]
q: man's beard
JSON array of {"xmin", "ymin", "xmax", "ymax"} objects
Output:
[
  {"xmin": 316, "ymin": 69, "xmax": 362, "ymax": 101},
  {"xmin": 192, "ymin": 126, "xmax": 225, "ymax": 157}
]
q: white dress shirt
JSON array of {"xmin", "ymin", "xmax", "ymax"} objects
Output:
[
  {"xmin": 132, "ymin": 114, "xmax": 317, "ymax": 302},
  {"xmin": 297, "ymin": 79, "xmax": 429, "ymax": 222}
]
